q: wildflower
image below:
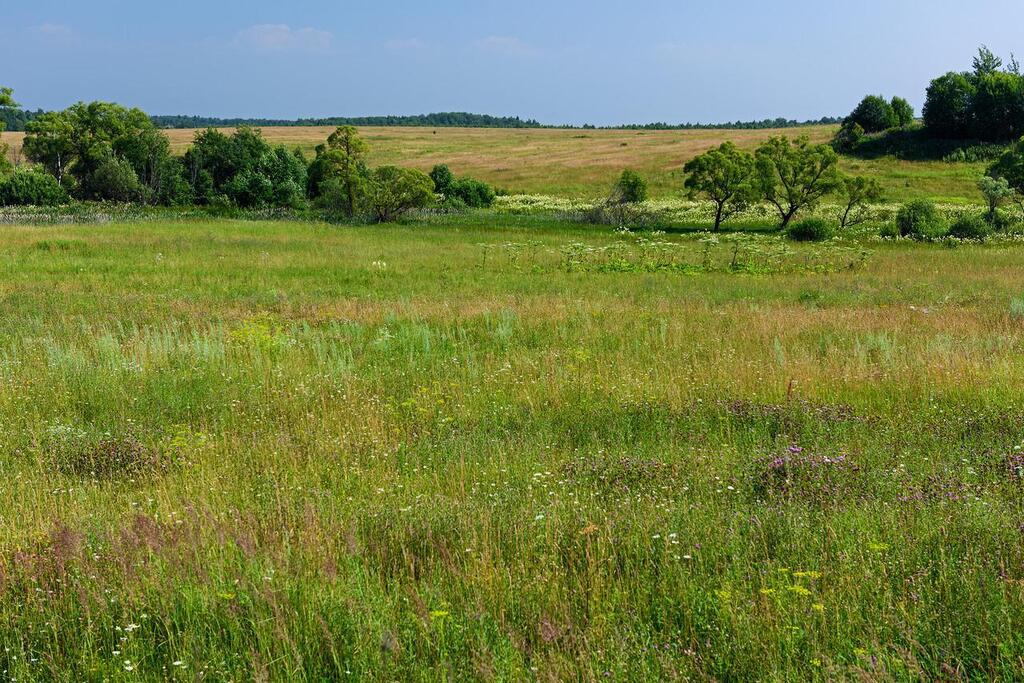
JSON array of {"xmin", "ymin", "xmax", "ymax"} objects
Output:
[
  {"xmin": 812, "ymin": 603, "xmax": 825, "ymax": 613},
  {"xmin": 787, "ymin": 585, "xmax": 812, "ymax": 597},
  {"xmin": 867, "ymin": 542, "xmax": 890, "ymax": 552}
]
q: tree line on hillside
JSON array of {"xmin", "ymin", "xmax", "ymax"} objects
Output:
[
  {"xmin": 836, "ymin": 46, "xmax": 1024, "ymax": 152},
  {"xmin": 0, "ymin": 91, "xmax": 497, "ymax": 220}
]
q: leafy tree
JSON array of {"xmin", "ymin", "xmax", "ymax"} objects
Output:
[
  {"xmin": 22, "ymin": 101, "xmax": 176, "ymax": 201},
  {"xmin": 319, "ymin": 126, "xmax": 368, "ymax": 216},
  {"xmin": 0, "ymin": 87, "xmax": 17, "ymax": 175},
  {"xmin": 21, "ymin": 112, "xmax": 76, "ymax": 186},
  {"xmin": 365, "ymin": 166, "xmax": 434, "ymax": 222},
  {"xmin": 846, "ymin": 95, "xmax": 897, "ymax": 133},
  {"xmin": 683, "ymin": 142, "xmax": 756, "ymax": 231},
  {"xmin": 969, "ymin": 71, "xmax": 1024, "ymax": 141},
  {"xmin": 430, "ymin": 164, "xmax": 455, "ymax": 195},
  {"xmin": 989, "ymin": 137, "xmax": 1024, "ymax": 192},
  {"xmin": 754, "ymin": 136, "xmax": 842, "ymax": 230},
  {"xmin": 923, "ymin": 72, "xmax": 976, "ymax": 138},
  {"xmin": 974, "ymin": 45, "xmax": 1003, "ymax": 77},
  {"xmin": 891, "ymin": 97, "xmax": 915, "ymax": 127},
  {"xmin": 977, "ymin": 175, "xmax": 1014, "ymax": 223},
  {"xmin": 838, "ymin": 176, "xmax": 883, "ymax": 230},
  {"xmin": 610, "ymin": 169, "xmax": 648, "ymax": 204}
]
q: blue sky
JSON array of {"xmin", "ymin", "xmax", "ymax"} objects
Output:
[{"xmin": 2, "ymin": 1, "xmax": 1023, "ymax": 125}]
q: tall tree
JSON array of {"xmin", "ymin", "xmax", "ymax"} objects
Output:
[
  {"xmin": 754, "ymin": 136, "xmax": 842, "ymax": 230},
  {"xmin": 838, "ymin": 176, "xmax": 883, "ymax": 230},
  {"xmin": 316, "ymin": 126, "xmax": 369, "ymax": 216},
  {"xmin": 683, "ymin": 142, "xmax": 756, "ymax": 231}
]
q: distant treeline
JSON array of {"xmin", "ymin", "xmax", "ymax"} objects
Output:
[
  {"xmin": 3, "ymin": 108, "xmax": 842, "ymax": 132},
  {"xmin": 611, "ymin": 117, "xmax": 843, "ymax": 131},
  {"xmin": 149, "ymin": 112, "xmax": 544, "ymax": 129},
  {"xmin": 0, "ymin": 108, "xmax": 44, "ymax": 132}
]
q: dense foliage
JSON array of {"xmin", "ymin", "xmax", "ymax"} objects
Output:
[
  {"xmin": 785, "ymin": 217, "xmax": 835, "ymax": 241},
  {"xmin": 924, "ymin": 47, "xmax": 1024, "ymax": 141},
  {"xmin": 430, "ymin": 164, "xmax": 496, "ymax": 208},
  {"xmin": 22, "ymin": 102, "xmax": 186, "ymax": 202},
  {"xmin": 183, "ymin": 127, "xmax": 307, "ymax": 209},
  {"xmin": 0, "ymin": 168, "xmax": 69, "ymax": 206},
  {"xmin": 896, "ymin": 199, "xmax": 947, "ymax": 239}
]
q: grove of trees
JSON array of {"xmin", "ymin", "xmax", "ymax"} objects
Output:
[{"xmin": 923, "ymin": 46, "xmax": 1024, "ymax": 141}]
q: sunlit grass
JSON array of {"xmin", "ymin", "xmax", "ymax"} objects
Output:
[{"xmin": 0, "ymin": 216, "xmax": 1022, "ymax": 678}]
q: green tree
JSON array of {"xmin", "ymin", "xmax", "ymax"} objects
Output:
[
  {"xmin": 365, "ymin": 166, "xmax": 435, "ymax": 222},
  {"xmin": 683, "ymin": 142, "xmax": 756, "ymax": 231},
  {"xmin": 977, "ymin": 175, "xmax": 1014, "ymax": 223},
  {"xmin": 846, "ymin": 95, "xmax": 897, "ymax": 133},
  {"xmin": 923, "ymin": 72, "xmax": 976, "ymax": 138},
  {"xmin": 21, "ymin": 112, "xmax": 75, "ymax": 186},
  {"xmin": 838, "ymin": 176, "xmax": 883, "ymax": 230},
  {"xmin": 22, "ymin": 101, "xmax": 176, "ymax": 201},
  {"xmin": 891, "ymin": 97, "xmax": 915, "ymax": 127},
  {"xmin": 0, "ymin": 87, "xmax": 16, "ymax": 175},
  {"xmin": 430, "ymin": 164, "xmax": 455, "ymax": 195},
  {"xmin": 754, "ymin": 136, "xmax": 842, "ymax": 230},
  {"xmin": 989, "ymin": 137, "xmax": 1024, "ymax": 192},
  {"xmin": 969, "ymin": 71, "xmax": 1024, "ymax": 141},
  {"xmin": 973, "ymin": 45, "xmax": 1004, "ymax": 77},
  {"xmin": 320, "ymin": 126, "xmax": 369, "ymax": 217}
]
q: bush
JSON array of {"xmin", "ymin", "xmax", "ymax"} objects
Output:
[
  {"xmin": 0, "ymin": 168, "xmax": 70, "ymax": 206},
  {"xmin": 948, "ymin": 214, "xmax": 992, "ymax": 240},
  {"xmin": 429, "ymin": 164, "xmax": 455, "ymax": 195},
  {"xmin": 611, "ymin": 169, "xmax": 648, "ymax": 204},
  {"xmin": 896, "ymin": 200, "xmax": 947, "ymax": 239},
  {"xmin": 832, "ymin": 122, "xmax": 865, "ymax": 152},
  {"xmin": 449, "ymin": 177, "xmax": 496, "ymax": 208},
  {"xmin": 785, "ymin": 217, "xmax": 835, "ymax": 242},
  {"xmin": 90, "ymin": 157, "xmax": 148, "ymax": 203}
]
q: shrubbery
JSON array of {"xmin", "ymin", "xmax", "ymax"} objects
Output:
[
  {"xmin": 430, "ymin": 164, "xmax": 495, "ymax": 208},
  {"xmin": 610, "ymin": 169, "xmax": 648, "ymax": 204},
  {"xmin": 786, "ymin": 217, "xmax": 835, "ymax": 241},
  {"xmin": 948, "ymin": 214, "xmax": 991, "ymax": 240},
  {"xmin": 895, "ymin": 200, "xmax": 947, "ymax": 239},
  {"xmin": 0, "ymin": 168, "xmax": 69, "ymax": 206}
]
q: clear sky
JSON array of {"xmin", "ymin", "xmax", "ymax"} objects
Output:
[{"xmin": 2, "ymin": 1, "xmax": 1023, "ymax": 126}]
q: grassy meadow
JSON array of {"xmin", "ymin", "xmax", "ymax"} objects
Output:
[
  {"xmin": 4, "ymin": 125, "xmax": 988, "ymax": 202},
  {"xmin": 0, "ymin": 213, "xmax": 1023, "ymax": 679}
]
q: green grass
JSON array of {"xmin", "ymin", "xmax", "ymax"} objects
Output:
[{"xmin": 2, "ymin": 215, "xmax": 1024, "ymax": 679}]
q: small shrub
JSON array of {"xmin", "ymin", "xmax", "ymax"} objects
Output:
[
  {"xmin": 948, "ymin": 214, "xmax": 991, "ymax": 240},
  {"xmin": 0, "ymin": 169, "xmax": 70, "ymax": 206},
  {"xmin": 786, "ymin": 217, "xmax": 835, "ymax": 242},
  {"xmin": 895, "ymin": 199, "xmax": 947, "ymax": 239},
  {"xmin": 450, "ymin": 177, "xmax": 496, "ymax": 208},
  {"xmin": 611, "ymin": 169, "xmax": 648, "ymax": 204},
  {"xmin": 1011, "ymin": 297, "xmax": 1024, "ymax": 321}
]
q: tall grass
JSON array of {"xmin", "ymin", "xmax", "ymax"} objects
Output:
[{"xmin": 0, "ymin": 216, "xmax": 1022, "ymax": 679}]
